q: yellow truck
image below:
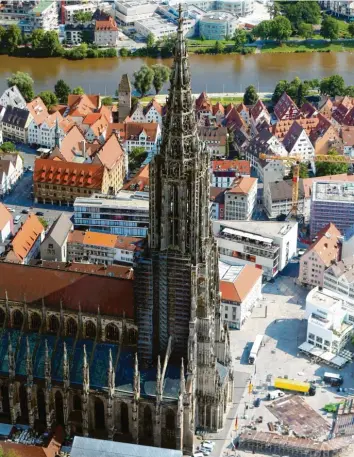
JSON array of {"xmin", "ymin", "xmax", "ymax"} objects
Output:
[{"xmin": 274, "ymin": 378, "xmax": 316, "ymax": 396}]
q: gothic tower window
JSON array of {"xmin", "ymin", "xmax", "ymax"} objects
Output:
[
  {"xmin": 55, "ymin": 390, "xmax": 64, "ymax": 425},
  {"xmin": 0, "ymin": 308, "xmax": 5, "ymax": 326},
  {"xmin": 12, "ymin": 310, "xmax": 23, "ymax": 329},
  {"xmin": 66, "ymin": 318, "xmax": 78, "ymax": 337},
  {"xmin": 143, "ymin": 405, "xmax": 153, "ymax": 438},
  {"xmin": 85, "ymin": 321, "xmax": 96, "ymax": 339},
  {"xmin": 73, "ymin": 394, "xmax": 81, "ymax": 411},
  {"xmin": 48, "ymin": 315, "xmax": 59, "ymax": 333},
  {"xmin": 94, "ymin": 397, "xmax": 105, "ymax": 430},
  {"xmin": 30, "ymin": 312, "xmax": 41, "ymax": 331},
  {"xmin": 105, "ymin": 323, "xmax": 119, "ymax": 342},
  {"xmin": 121, "ymin": 402, "xmax": 129, "ymax": 434},
  {"xmin": 128, "ymin": 328, "xmax": 137, "ymax": 345}
]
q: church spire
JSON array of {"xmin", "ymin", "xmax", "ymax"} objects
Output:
[{"xmin": 54, "ymin": 116, "xmax": 61, "ymax": 149}]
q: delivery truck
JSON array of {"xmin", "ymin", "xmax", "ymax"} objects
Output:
[{"xmin": 274, "ymin": 377, "xmax": 316, "ymax": 396}]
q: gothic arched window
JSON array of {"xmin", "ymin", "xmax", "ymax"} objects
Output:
[
  {"xmin": 12, "ymin": 310, "xmax": 23, "ymax": 329},
  {"xmin": 49, "ymin": 315, "xmax": 59, "ymax": 334},
  {"xmin": 30, "ymin": 313, "xmax": 41, "ymax": 331},
  {"xmin": 0, "ymin": 308, "xmax": 5, "ymax": 326},
  {"xmin": 85, "ymin": 321, "xmax": 96, "ymax": 339},
  {"xmin": 105, "ymin": 323, "xmax": 119, "ymax": 342},
  {"xmin": 66, "ymin": 318, "xmax": 78, "ymax": 337},
  {"xmin": 128, "ymin": 328, "xmax": 137, "ymax": 345}
]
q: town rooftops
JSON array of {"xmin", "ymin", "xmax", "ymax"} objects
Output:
[
  {"xmin": 302, "ymin": 174, "xmax": 354, "ymax": 199},
  {"xmin": 123, "ymin": 164, "xmax": 149, "ymax": 192},
  {"xmin": 2, "ymin": 105, "xmax": 30, "ymax": 128},
  {"xmin": 44, "ymin": 213, "xmax": 73, "ymax": 247},
  {"xmin": 227, "ymin": 176, "xmax": 257, "ymax": 195},
  {"xmin": 305, "ymin": 222, "xmax": 341, "ymax": 266},
  {"xmin": 250, "ymin": 99, "xmax": 268, "ymax": 121},
  {"xmin": 219, "ymin": 263, "xmax": 262, "ymax": 303},
  {"xmin": 271, "ymin": 117, "xmax": 319, "ymax": 139},
  {"xmin": 326, "ymin": 256, "xmax": 354, "ymax": 284},
  {"xmin": 307, "ymin": 286, "xmax": 343, "ymax": 311},
  {"xmin": 94, "ymin": 133, "xmax": 125, "ymax": 170},
  {"xmin": 26, "ymin": 97, "xmax": 48, "ymax": 125},
  {"xmin": 282, "ymin": 121, "xmax": 307, "ymax": 152},
  {"xmin": 74, "ymin": 192, "xmax": 149, "ymax": 210},
  {"xmin": 106, "ymin": 122, "xmax": 159, "ymax": 142},
  {"xmin": 0, "ymin": 262, "xmax": 134, "ymax": 318},
  {"xmin": 95, "ymin": 17, "xmax": 118, "ymax": 31},
  {"xmin": 274, "ymin": 92, "xmax": 299, "ymax": 120},
  {"xmin": 6, "ymin": 214, "xmax": 44, "ymax": 263},
  {"xmin": 0, "ymin": 202, "xmax": 12, "ymax": 231},
  {"xmin": 34, "ymin": 158, "xmax": 104, "ymax": 190},
  {"xmin": 269, "ymin": 179, "xmax": 305, "ymax": 202},
  {"xmin": 83, "ymin": 231, "xmax": 117, "ymax": 248},
  {"xmin": 215, "ymin": 220, "xmax": 298, "ymax": 239},
  {"xmin": 115, "ymin": 236, "xmax": 143, "ymax": 251},
  {"xmin": 212, "ymin": 159, "xmax": 250, "ymax": 175},
  {"xmin": 67, "ymin": 94, "xmax": 100, "ymax": 117}
]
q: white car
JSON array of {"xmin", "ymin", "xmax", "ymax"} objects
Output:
[
  {"xmin": 202, "ymin": 441, "xmax": 215, "ymax": 449},
  {"xmin": 6, "ymin": 207, "xmax": 15, "ymax": 213}
]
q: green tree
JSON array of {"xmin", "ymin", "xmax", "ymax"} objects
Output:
[
  {"xmin": 159, "ymin": 33, "xmax": 177, "ymax": 57},
  {"xmin": 243, "ymin": 85, "xmax": 259, "ymax": 105},
  {"xmin": 267, "ymin": 1, "xmax": 281, "ymax": 19},
  {"xmin": 296, "ymin": 83, "xmax": 307, "ymax": 107},
  {"xmin": 101, "ymin": 96, "xmax": 113, "ymax": 106},
  {"xmin": 316, "ymin": 150, "xmax": 349, "ymax": 176},
  {"xmin": 133, "ymin": 65, "xmax": 154, "ymax": 97},
  {"xmin": 80, "ymin": 30, "xmax": 93, "ymax": 44},
  {"xmin": 287, "ymin": 163, "xmax": 309, "ymax": 179},
  {"xmin": 129, "ymin": 146, "xmax": 147, "ymax": 170},
  {"xmin": 214, "ymin": 40, "xmax": 225, "ymax": 54},
  {"xmin": 321, "ymin": 15, "xmax": 340, "ymax": 41},
  {"xmin": 320, "ymin": 75, "xmax": 345, "ymax": 97},
  {"xmin": 253, "ymin": 20, "xmax": 272, "ymax": 40},
  {"xmin": 272, "ymin": 79, "xmax": 288, "ymax": 104},
  {"xmin": 120, "ymin": 47, "xmax": 130, "ymax": 57},
  {"xmin": 7, "ymin": 71, "xmax": 34, "ymax": 102},
  {"xmin": 348, "ymin": 22, "xmax": 354, "ymax": 37},
  {"xmin": 270, "ymin": 16, "xmax": 292, "ymax": 43},
  {"xmin": 146, "ymin": 32, "xmax": 155, "ymax": 48},
  {"xmin": 38, "ymin": 216, "xmax": 48, "ymax": 229},
  {"xmin": 41, "ymin": 30, "xmax": 62, "ymax": 56},
  {"xmin": 30, "ymin": 29, "xmax": 45, "ymax": 50},
  {"xmin": 272, "ymin": 77, "xmax": 309, "ymax": 104},
  {"xmin": 37, "ymin": 90, "xmax": 58, "ymax": 108},
  {"xmin": 3, "ymin": 25, "xmax": 22, "ymax": 53},
  {"xmin": 0, "ymin": 26, "xmax": 5, "ymax": 47},
  {"xmin": 151, "ymin": 64, "xmax": 170, "ymax": 94},
  {"xmin": 279, "ymin": 1, "xmax": 321, "ymax": 30},
  {"xmin": 72, "ymin": 86, "xmax": 85, "ymax": 95},
  {"xmin": 74, "ymin": 11, "xmax": 93, "ymax": 23},
  {"xmin": 0, "ymin": 142, "xmax": 16, "ymax": 153},
  {"xmin": 298, "ymin": 22, "xmax": 314, "ymax": 40},
  {"xmin": 54, "ymin": 79, "xmax": 71, "ymax": 103},
  {"xmin": 345, "ymin": 85, "xmax": 354, "ymax": 97},
  {"xmin": 233, "ymin": 28, "xmax": 247, "ymax": 51}
]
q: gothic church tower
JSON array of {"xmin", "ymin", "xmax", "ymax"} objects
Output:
[{"xmin": 134, "ymin": 6, "xmax": 233, "ymax": 451}]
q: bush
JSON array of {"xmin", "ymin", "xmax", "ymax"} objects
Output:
[{"xmin": 120, "ymin": 47, "xmax": 130, "ymax": 57}]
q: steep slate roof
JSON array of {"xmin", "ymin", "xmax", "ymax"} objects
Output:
[
  {"xmin": 282, "ymin": 121, "xmax": 305, "ymax": 153},
  {"xmin": 220, "ymin": 264, "xmax": 262, "ymax": 303},
  {"xmin": 0, "ymin": 262, "xmax": 134, "ymax": 318},
  {"xmin": 271, "ymin": 117, "xmax": 319, "ymax": 139},
  {"xmin": 0, "ymin": 202, "xmax": 12, "ymax": 231},
  {"xmin": 274, "ymin": 92, "xmax": 299, "ymax": 120},
  {"xmin": 250, "ymin": 99, "xmax": 268, "ymax": 120},
  {"xmin": 44, "ymin": 213, "xmax": 72, "ymax": 246},
  {"xmin": 299, "ymin": 102, "xmax": 317, "ymax": 118},
  {"xmin": 2, "ymin": 105, "xmax": 30, "ymax": 128},
  {"xmin": 34, "ymin": 159, "xmax": 104, "ymax": 190},
  {"xmin": 305, "ymin": 222, "xmax": 341, "ymax": 266},
  {"xmin": 6, "ymin": 214, "xmax": 44, "ymax": 263}
]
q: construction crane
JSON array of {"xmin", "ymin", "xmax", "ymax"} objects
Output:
[{"xmin": 259, "ymin": 153, "xmax": 354, "ymax": 219}]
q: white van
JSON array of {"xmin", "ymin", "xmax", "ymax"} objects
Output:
[
  {"xmin": 267, "ymin": 390, "xmax": 285, "ymax": 400},
  {"xmin": 14, "ymin": 215, "xmax": 21, "ymax": 224}
]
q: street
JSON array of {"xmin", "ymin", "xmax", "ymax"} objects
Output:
[{"xmin": 2, "ymin": 145, "xmax": 73, "ymax": 234}]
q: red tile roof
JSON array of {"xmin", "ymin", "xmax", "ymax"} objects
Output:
[
  {"xmin": 227, "ymin": 176, "xmax": 257, "ymax": 194},
  {"xmin": 34, "ymin": 159, "xmax": 104, "ymax": 190},
  {"xmin": 145, "ymin": 98, "xmax": 163, "ymax": 116},
  {"xmin": 212, "ymin": 160, "xmax": 250, "ymax": 175},
  {"xmin": 6, "ymin": 214, "xmax": 44, "ymax": 263},
  {"xmin": 304, "ymin": 223, "xmax": 341, "ymax": 266},
  {"xmin": 195, "ymin": 91, "xmax": 212, "ymax": 112},
  {"xmin": 26, "ymin": 97, "xmax": 49, "ymax": 125},
  {"xmin": 123, "ymin": 164, "xmax": 149, "ymax": 191},
  {"xmin": 0, "ymin": 262, "xmax": 134, "ymax": 318},
  {"xmin": 213, "ymin": 102, "xmax": 225, "ymax": 116},
  {"xmin": 225, "ymin": 106, "xmax": 246, "ymax": 131},
  {"xmin": 106, "ymin": 122, "xmax": 159, "ymax": 142},
  {"xmin": 220, "ymin": 265, "xmax": 262, "ymax": 302},
  {"xmin": 95, "ymin": 17, "xmax": 118, "ymax": 31},
  {"xmin": 115, "ymin": 236, "xmax": 143, "ymax": 251},
  {"xmin": 94, "ymin": 133, "xmax": 125, "ymax": 170},
  {"xmin": 271, "ymin": 117, "xmax": 319, "ymax": 139},
  {"xmin": 67, "ymin": 94, "xmax": 100, "ymax": 117},
  {"xmin": 38, "ymin": 260, "xmax": 134, "ymax": 279}
]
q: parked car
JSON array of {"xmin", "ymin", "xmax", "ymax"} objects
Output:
[
  {"xmin": 22, "ymin": 209, "xmax": 29, "ymax": 214},
  {"xmin": 27, "ymin": 166, "xmax": 33, "ymax": 172},
  {"xmin": 35, "ymin": 211, "xmax": 44, "ymax": 216},
  {"xmin": 14, "ymin": 215, "xmax": 21, "ymax": 224},
  {"xmin": 6, "ymin": 207, "xmax": 15, "ymax": 213}
]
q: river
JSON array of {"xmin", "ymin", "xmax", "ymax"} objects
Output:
[{"xmin": 1, "ymin": 52, "xmax": 354, "ymax": 95}]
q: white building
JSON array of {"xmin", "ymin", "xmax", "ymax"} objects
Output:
[
  {"xmin": 224, "ymin": 177, "xmax": 257, "ymax": 221},
  {"xmin": 323, "ymin": 257, "xmax": 354, "ymax": 311},
  {"xmin": 0, "ymin": 203, "xmax": 13, "ymax": 243},
  {"xmin": 135, "ymin": 14, "xmax": 195, "ymax": 39},
  {"xmin": 94, "ymin": 17, "xmax": 120, "ymax": 47},
  {"xmin": 63, "ymin": 2, "xmax": 112, "ymax": 24},
  {"xmin": 129, "ymin": 100, "xmax": 163, "ymax": 126},
  {"xmin": 282, "ymin": 121, "xmax": 315, "ymax": 161},
  {"xmin": 114, "ymin": 0, "xmax": 160, "ymax": 26},
  {"xmin": 74, "ymin": 191, "xmax": 149, "ymax": 237},
  {"xmin": 305, "ymin": 287, "xmax": 352, "ymax": 354},
  {"xmin": 213, "ymin": 220, "xmax": 298, "ymax": 280},
  {"xmin": 168, "ymin": 0, "xmax": 254, "ymax": 17},
  {"xmin": 219, "ymin": 262, "xmax": 262, "ymax": 329},
  {"xmin": 0, "ymin": 86, "xmax": 27, "ymax": 110},
  {"xmin": 40, "ymin": 213, "xmax": 73, "ymax": 263},
  {"xmin": 199, "ymin": 11, "xmax": 238, "ymax": 40}
]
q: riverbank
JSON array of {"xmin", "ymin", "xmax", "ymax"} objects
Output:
[{"xmin": 261, "ymin": 40, "xmax": 354, "ymax": 54}]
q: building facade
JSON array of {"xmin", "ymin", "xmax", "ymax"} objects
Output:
[
  {"xmin": 134, "ymin": 10, "xmax": 233, "ymax": 453},
  {"xmin": 199, "ymin": 11, "xmax": 238, "ymax": 40},
  {"xmin": 40, "ymin": 213, "xmax": 73, "ymax": 262},
  {"xmin": 224, "ymin": 177, "xmax": 257, "ymax": 221}
]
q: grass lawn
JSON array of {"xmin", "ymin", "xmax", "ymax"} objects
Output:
[{"xmin": 261, "ymin": 40, "xmax": 354, "ymax": 53}]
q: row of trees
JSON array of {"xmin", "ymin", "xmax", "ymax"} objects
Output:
[
  {"xmin": 133, "ymin": 64, "xmax": 171, "ymax": 97},
  {"xmin": 0, "ymin": 25, "xmax": 117, "ymax": 60}
]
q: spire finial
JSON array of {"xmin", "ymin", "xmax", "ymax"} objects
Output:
[{"xmin": 180, "ymin": 357, "xmax": 185, "ymax": 394}]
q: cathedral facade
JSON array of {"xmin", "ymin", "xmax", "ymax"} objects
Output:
[{"xmin": 0, "ymin": 7, "xmax": 232, "ymax": 456}]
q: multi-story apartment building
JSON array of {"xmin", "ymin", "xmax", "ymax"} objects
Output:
[
  {"xmin": 299, "ymin": 223, "xmax": 341, "ymax": 288},
  {"xmin": 320, "ymin": 1, "xmax": 354, "ymax": 20},
  {"xmin": 94, "ymin": 17, "xmax": 119, "ymax": 47},
  {"xmin": 168, "ymin": 0, "xmax": 254, "ymax": 16},
  {"xmin": 310, "ymin": 181, "xmax": 354, "ymax": 238},
  {"xmin": 0, "ymin": 86, "xmax": 26, "ymax": 110},
  {"xmin": 74, "ymin": 191, "xmax": 149, "ymax": 237},
  {"xmin": 1, "ymin": 106, "xmax": 32, "ymax": 144},
  {"xmin": 114, "ymin": 0, "xmax": 160, "ymax": 26},
  {"xmin": 106, "ymin": 122, "xmax": 161, "ymax": 154},
  {"xmin": 67, "ymin": 230, "xmax": 117, "ymax": 265},
  {"xmin": 199, "ymin": 11, "xmax": 238, "ymax": 40},
  {"xmin": 305, "ymin": 287, "xmax": 352, "ymax": 354},
  {"xmin": 264, "ymin": 179, "xmax": 305, "ymax": 220},
  {"xmin": 212, "ymin": 220, "xmax": 298, "ymax": 280},
  {"xmin": 224, "ymin": 177, "xmax": 257, "ymax": 221},
  {"xmin": 199, "ymin": 126, "xmax": 228, "ymax": 159},
  {"xmin": 323, "ymin": 257, "xmax": 354, "ymax": 310},
  {"xmin": 219, "ymin": 262, "xmax": 262, "ymax": 330},
  {"xmin": 0, "ymin": 0, "xmax": 59, "ymax": 35},
  {"xmin": 63, "ymin": 2, "xmax": 112, "ymax": 24}
]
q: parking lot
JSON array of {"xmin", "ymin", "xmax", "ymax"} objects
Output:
[{"xmin": 202, "ymin": 276, "xmax": 354, "ymax": 457}]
